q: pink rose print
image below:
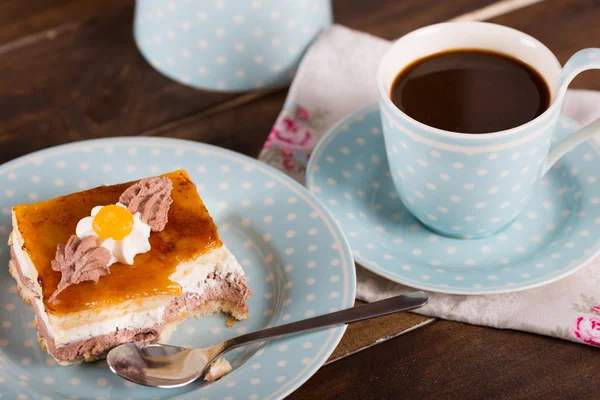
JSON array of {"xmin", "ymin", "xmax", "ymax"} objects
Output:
[
  {"xmin": 282, "ymin": 158, "xmax": 297, "ymax": 170},
  {"xmin": 264, "ymin": 134, "xmax": 275, "ymax": 149},
  {"xmin": 571, "ymin": 316, "xmax": 600, "ymax": 347},
  {"xmin": 282, "ymin": 118, "xmax": 298, "ymax": 131},
  {"xmin": 296, "ymin": 106, "xmax": 311, "ymax": 121},
  {"xmin": 280, "ymin": 148, "xmax": 294, "ymax": 158},
  {"xmin": 280, "ymin": 148, "xmax": 297, "ymax": 170},
  {"xmin": 592, "ymin": 305, "xmax": 600, "ymax": 314},
  {"xmin": 267, "ymin": 118, "xmax": 314, "ymax": 150}
]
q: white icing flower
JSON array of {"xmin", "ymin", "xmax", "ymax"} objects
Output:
[{"xmin": 76, "ymin": 203, "xmax": 151, "ymax": 266}]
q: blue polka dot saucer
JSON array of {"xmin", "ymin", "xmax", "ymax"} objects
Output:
[
  {"xmin": 307, "ymin": 104, "xmax": 600, "ymax": 295},
  {"xmin": 0, "ymin": 138, "xmax": 355, "ymax": 399}
]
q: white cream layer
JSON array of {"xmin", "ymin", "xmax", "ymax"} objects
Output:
[{"xmin": 10, "ymin": 210, "xmax": 244, "ymax": 346}]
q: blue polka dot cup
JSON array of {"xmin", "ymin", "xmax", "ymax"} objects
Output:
[
  {"xmin": 377, "ymin": 22, "xmax": 600, "ymax": 239},
  {"xmin": 133, "ymin": 0, "xmax": 332, "ymax": 92}
]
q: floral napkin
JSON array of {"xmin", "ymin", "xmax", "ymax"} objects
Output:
[{"xmin": 258, "ymin": 25, "xmax": 600, "ymax": 347}]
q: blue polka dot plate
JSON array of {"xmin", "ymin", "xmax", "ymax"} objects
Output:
[
  {"xmin": 307, "ymin": 104, "xmax": 600, "ymax": 295},
  {"xmin": 0, "ymin": 138, "xmax": 355, "ymax": 399}
]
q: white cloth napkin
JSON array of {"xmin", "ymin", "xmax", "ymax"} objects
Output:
[{"xmin": 258, "ymin": 24, "xmax": 600, "ymax": 347}]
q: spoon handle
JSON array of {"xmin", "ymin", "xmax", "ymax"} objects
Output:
[{"xmin": 225, "ymin": 291, "xmax": 428, "ymax": 350}]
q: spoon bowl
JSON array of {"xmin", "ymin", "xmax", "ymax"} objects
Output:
[{"xmin": 107, "ymin": 342, "xmax": 225, "ymax": 388}]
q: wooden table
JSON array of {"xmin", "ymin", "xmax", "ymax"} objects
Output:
[{"xmin": 1, "ymin": 0, "xmax": 599, "ymax": 398}]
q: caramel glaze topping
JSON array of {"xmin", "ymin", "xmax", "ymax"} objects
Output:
[{"xmin": 13, "ymin": 170, "xmax": 222, "ymax": 315}]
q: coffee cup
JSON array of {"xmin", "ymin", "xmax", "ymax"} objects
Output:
[{"xmin": 377, "ymin": 21, "xmax": 600, "ymax": 238}]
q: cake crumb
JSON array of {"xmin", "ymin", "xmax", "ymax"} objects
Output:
[
  {"xmin": 205, "ymin": 358, "xmax": 232, "ymax": 381},
  {"xmin": 226, "ymin": 317, "xmax": 236, "ymax": 328}
]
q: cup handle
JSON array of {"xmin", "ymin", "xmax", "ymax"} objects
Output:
[{"xmin": 541, "ymin": 48, "xmax": 600, "ymax": 177}]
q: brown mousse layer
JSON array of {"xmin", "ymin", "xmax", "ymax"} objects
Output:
[{"xmin": 9, "ymin": 245, "xmax": 251, "ymax": 365}]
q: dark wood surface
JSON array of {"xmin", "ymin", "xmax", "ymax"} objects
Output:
[
  {"xmin": 1, "ymin": 0, "xmax": 599, "ymax": 399},
  {"xmin": 325, "ymin": 301, "xmax": 434, "ymax": 365},
  {"xmin": 0, "ymin": 0, "xmax": 498, "ymax": 163},
  {"xmin": 0, "ymin": 0, "xmax": 124, "ymax": 43},
  {"xmin": 289, "ymin": 319, "xmax": 600, "ymax": 400},
  {"xmin": 491, "ymin": 0, "xmax": 600, "ymax": 90}
]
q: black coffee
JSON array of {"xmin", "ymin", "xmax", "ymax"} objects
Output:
[{"xmin": 390, "ymin": 49, "xmax": 550, "ymax": 134}]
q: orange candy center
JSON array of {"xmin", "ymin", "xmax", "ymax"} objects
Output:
[{"xmin": 92, "ymin": 205, "xmax": 134, "ymax": 241}]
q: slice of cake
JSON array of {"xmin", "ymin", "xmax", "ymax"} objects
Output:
[{"xmin": 8, "ymin": 170, "xmax": 251, "ymax": 365}]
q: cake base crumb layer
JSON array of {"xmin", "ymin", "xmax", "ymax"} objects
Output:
[
  {"xmin": 205, "ymin": 358, "xmax": 233, "ymax": 381},
  {"xmin": 9, "ymin": 244, "xmax": 251, "ymax": 365}
]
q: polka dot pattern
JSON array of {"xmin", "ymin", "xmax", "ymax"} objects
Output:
[
  {"xmin": 134, "ymin": 0, "xmax": 332, "ymax": 91},
  {"xmin": 307, "ymin": 105, "xmax": 600, "ymax": 294},
  {"xmin": 378, "ymin": 89, "xmax": 562, "ymax": 237},
  {"xmin": 0, "ymin": 138, "xmax": 355, "ymax": 399}
]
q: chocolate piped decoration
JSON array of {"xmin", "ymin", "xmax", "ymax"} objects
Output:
[
  {"xmin": 119, "ymin": 177, "xmax": 173, "ymax": 232},
  {"xmin": 49, "ymin": 235, "xmax": 111, "ymax": 303}
]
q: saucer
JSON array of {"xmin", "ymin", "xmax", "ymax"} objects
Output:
[
  {"xmin": 0, "ymin": 138, "xmax": 355, "ymax": 399},
  {"xmin": 307, "ymin": 104, "xmax": 600, "ymax": 295}
]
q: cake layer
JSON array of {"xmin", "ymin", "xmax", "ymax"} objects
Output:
[
  {"xmin": 12, "ymin": 170, "xmax": 222, "ymax": 315},
  {"xmin": 10, "ymin": 239, "xmax": 249, "ymax": 342},
  {"xmin": 10, "ymin": 244, "xmax": 251, "ymax": 364}
]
